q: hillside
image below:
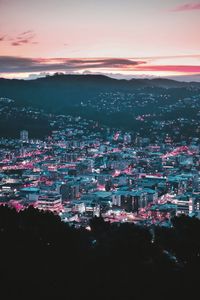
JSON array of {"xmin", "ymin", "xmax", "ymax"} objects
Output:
[
  {"xmin": 0, "ymin": 74, "xmax": 200, "ymax": 138},
  {"xmin": 0, "ymin": 206, "xmax": 200, "ymax": 299},
  {"xmin": 0, "ymin": 74, "xmax": 200, "ymax": 112}
]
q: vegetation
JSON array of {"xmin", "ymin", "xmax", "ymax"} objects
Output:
[
  {"xmin": 0, "ymin": 206, "xmax": 199, "ymax": 299},
  {"xmin": 1, "ymin": 75, "xmax": 200, "ymax": 140}
]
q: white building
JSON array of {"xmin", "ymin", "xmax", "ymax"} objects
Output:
[
  {"xmin": 20, "ymin": 130, "xmax": 29, "ymax": 142},
  {"xmin": 37, "ymin": 192, "xmax": 63, "ymax": 212}
]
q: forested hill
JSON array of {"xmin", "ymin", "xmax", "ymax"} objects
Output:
[
  {"xmin": 1, "ymin": 74, "xmax": 200, "ymax": 138},
  {"xmin": 0, "ymin": 206, "xmax": 200, "ymax": 299},
  {"xmin": 0, "ymin": 74, "xmax": 199, "ymax": 112}
]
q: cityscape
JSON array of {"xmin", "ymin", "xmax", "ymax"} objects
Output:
[
  {"xmin": 1, "ymin": 103, "xmax": 200, "ymax": 228},
  {"xmin": 1, "ymin": 0, "xmax": 200, "ymax": 299}
]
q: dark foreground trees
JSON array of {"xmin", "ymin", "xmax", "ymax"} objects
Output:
[{"xmin": 0, "ymin": 207, "xmax": 199, "ymax": 299}]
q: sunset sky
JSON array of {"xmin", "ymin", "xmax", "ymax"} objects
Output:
[{"xmin": 0, "ymin": 0, "xmax": 200, "ymax": 80}]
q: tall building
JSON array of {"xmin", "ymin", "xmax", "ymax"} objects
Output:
[
  {"xmin": 124, "ymin": 133, "xmax": 132, "ymax": 144},
  {"xmin": 135, "ymin": 133, "xmax": 141, "ymax": 147},
  {"xmin": 20, "ymin": 130, "xmax": 29, "ymax": 142},
  {"xmin": 112, "ymin": 190, "xmax": 147, "ymax": 212}
]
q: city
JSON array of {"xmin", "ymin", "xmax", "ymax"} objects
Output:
[
  {"xmin": 1, "ymin": 106, "xmax": 200, "ymax": 229},
  {"xmin": 1, "ymin": 0, "xmax": 200, "ymax": 298}
]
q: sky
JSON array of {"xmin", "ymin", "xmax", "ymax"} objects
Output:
[{"xmin": 0, "ymin": 0, "xmax": 200, "ymax": 80}]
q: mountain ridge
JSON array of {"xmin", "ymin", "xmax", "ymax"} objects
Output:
[{"xmin": 1, "ymin": 73, "xmax": 200, "ymax": 88}]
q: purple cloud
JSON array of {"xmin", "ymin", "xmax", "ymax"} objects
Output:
[
  {"xmin": 11, "ymin": 42, "xmax": 21, "ymax": 46},
  {"xmin": 0, "ymin": 56, "xmax": 145, "ymax": 73},
  {"xmin": 171, "ymin": 2, "xmax": 200, "ymax": 12},
  {"xmin": 1, "ymin": 56, "xmax": 199, "ymax": 75},
  {"xmin": 11, "ymin": 30, "xmax": 37, "ymax": 46},
  {"xmin": 20, "ymin": 30, "xmax": 33, "ymax": 36},
  {"xmin": 0, "ymin": 35, "xmax": 6, "ymax": 41}
]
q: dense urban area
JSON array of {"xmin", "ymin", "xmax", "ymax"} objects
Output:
[{"xmin": 1, "ymin": 89, "xmax": 200, "ymax": 227}]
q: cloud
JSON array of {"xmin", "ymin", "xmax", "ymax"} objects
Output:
[
  {"xmin": 171, "ymin": 2, "xmax": 200, "ymax": 12},
  {"xmin": 0, "ymin": 57, "xmax": 145, "ymax": 73},
  {"xmin": 26, "ymin": 72, "xmax": 51, "ymax": 80},
  {"xmin": 0, "ymin": 30, "xmax": 37, "ymax": 45},
  {"xmin": 132, "ymin": 54, "xmax": 200, "ymax": 60},
  {"xmin": 0, "ymin": 35, "xmax": 6, "ymax": 41},
  {"xmin": 0, "ymin": 56, "xmax": 200, "ymax": 75},
  {"xmin": 11, "ymin": 30, "xmax": 37, "ymax": 46},
  {"xmin": 137, "ymin": 65, "xmax": 200, "ymax": 73},
  {"xmin": 167, "ymin": 73, "xmax": 200, "ymax": 82},
  {"xmin": 11, "ymin": 39, "xmax": 32, "ymax": 46},
  {"xmin": 20, "ymin": 30, "xmax": 34, "ymax": 36}
]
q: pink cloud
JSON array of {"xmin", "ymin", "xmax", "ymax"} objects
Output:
[
  {"xmin": 0, "ymin": 57, "xmax": 145, "ymax": 73},
  {"xmin": 137, "ymin": 65, "xmax": 200, "ymax": 73},
  {"xmin": 0, "ymin": 56, "xmax": 199, "ymax": 74},
  {"xmin": 11, "ymin": 42, "xmax": 21, "ymax": 46},
  {"xmin": 0, "ymin": 36, "xmax": 5, "ymax": 41},
  {"xmin": 171, "ymin": 2, "xmax": 200, "ymax": 12},
  {"xmin": 11, "ymin": 30, "xmax": 37, "ymax": 47}
]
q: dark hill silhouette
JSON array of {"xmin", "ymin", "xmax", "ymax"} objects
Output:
[
  {"xmin": 0, "ymin": 206, "xmax": 199, "ymax": 299},
  {"xmin": 0, "ymin": 74, "xmax": 199, "ymax": 111},
  {"xmin": 1, "ymin": 74, "xmax": 200, "ymax": 139}
]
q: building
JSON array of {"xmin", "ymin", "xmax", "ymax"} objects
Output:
[
  {"xmin": 149, "ymin": 203, "xmax": 176, "ymax": 220},
  {"xmin": 20, "ymin": 187, "xmax": 40, "ymax": 201},
  {"xmin": 20, "ymin": 130, "xmax": 29, "ymax": 142},
  {"xmin": 172, "ymin": 194, "xmax": 194, "ymax": 215},
  {"xmin": 71, "ymin": 200, "xmax": 85, "ymax": 213},
  {"xmin": 112, "ymin": 190, "xmax": 147, "ymax": 212},
  {"xmin": 124, "ymin": 133, "xmax": 132, "ymax": 144},
  {"xmin": 37, "ymin": 192, "xmax": 63, "ymax": 212}
]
